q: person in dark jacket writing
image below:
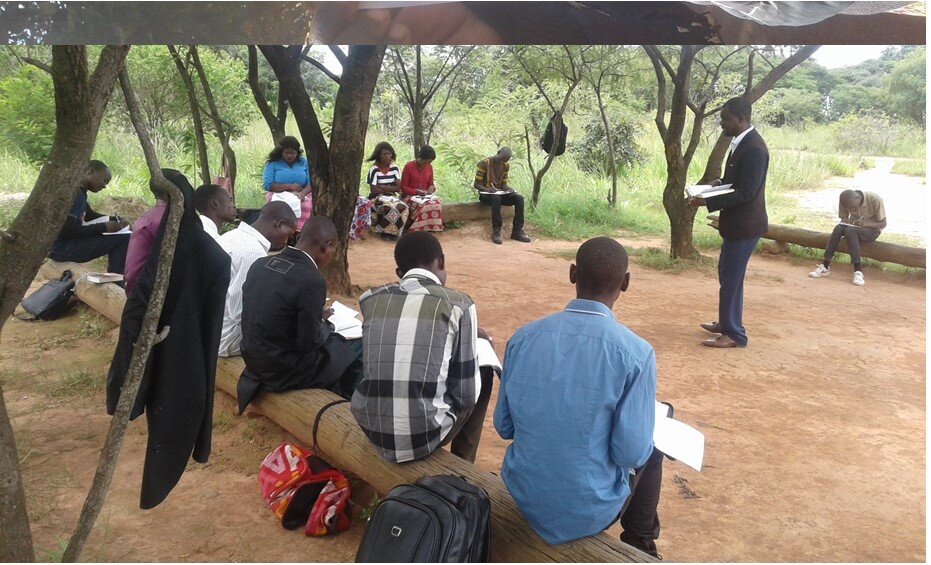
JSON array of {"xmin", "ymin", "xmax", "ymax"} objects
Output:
[
  {"xmin": 236, "ymin": 216, "xmax": 363, "ymax": 412},
  {"xmin": 49, "ymin": 160, "xmax": 131, "ymax": 274}
]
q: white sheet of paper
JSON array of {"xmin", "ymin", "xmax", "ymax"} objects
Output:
[
  {"xmin": 478, "ymin": 190, "xmax": 514, "ymax": 196},
  {"xmin": 85, "ymin": 215, "xmax": 131, "ymax": 235},
  {"xmin": 476, "ymin": 338, "xmax": 501, "ymax": 371},
  {"xmin": 653, "ymin": 401, "xmax": 705, "ymax": 472}
]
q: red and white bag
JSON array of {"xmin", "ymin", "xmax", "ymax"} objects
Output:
[{"xmin": 258, "ymin": 443, "xmax": 351, "ymax": 536}]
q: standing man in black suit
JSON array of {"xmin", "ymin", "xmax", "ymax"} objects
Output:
[
  {"xmin": 689, "ymin": 97, "xmax": 769, "ymax": 348},
  {"xmin": 236, "ymin": 216, "xmax": 363, "ymax": 412}
]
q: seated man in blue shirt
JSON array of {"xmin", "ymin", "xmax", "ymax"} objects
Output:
[
  {"xmin": 494, "ymin": 237, "xmax": 664, "ymax": 556},
  {"xmin": 48, "ymin": 160, "xmax": 131, "ymax": 273}
]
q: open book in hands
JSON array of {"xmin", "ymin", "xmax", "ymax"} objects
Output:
[
  {"xmin": 478, "ymin": 189, "xmax": 514, "ymax": 196},
  {"xmin": 685, "ymin": 183, "xmax": 734, "ymax": 199},
  {"xmin": 327, "ymin": 301, "xmax": 363, "ymax": 340},
  {"xmin": 410, "ymin": 194, "xmax": 438, "ymax": 205}
]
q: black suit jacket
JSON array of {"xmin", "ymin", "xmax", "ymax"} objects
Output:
[
  {"xmin": 106, "ymin": 169, "xmax": 231, "ymax": 509},
  {"xmin": 706, "ymin": 128, "xmax": 769, "ymax": 240},
  {"xmin": 237, "ymin": 246, "xmax": 357, "ymax": 412}
]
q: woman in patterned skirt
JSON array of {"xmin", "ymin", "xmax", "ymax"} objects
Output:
[
  {"xmin": 400, "ymin": 145, "xmax": 443, "ymax": 232},
  {"xmin": 360, "ymin": 141, "xmax": 408, "ymax": 239}
]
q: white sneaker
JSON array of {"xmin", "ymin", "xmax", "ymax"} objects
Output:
[
  {"xmin": 853, "ymin": 271, "xmax": 865, "ymax": 286},
  {"xmin": 809, "ymin": 264, "xmax": 830, "ymax": 278}
]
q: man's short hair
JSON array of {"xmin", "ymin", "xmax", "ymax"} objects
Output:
[
  {"xmin": 394, "ymin": 232, "xmax": 443, "ymax": 274},
  {"xmin": 194, "ymin": 184, "xmax": 228, "ymax": 214},
  {"xmin": 722, "ymin": 97, "xmax": 752, "ymax": 121},
  {"xmin": 297, "ymin": 215, "xmax": 336, "ymax": 246},
  {"xmin": 575, "ymin": 237, "xmax": 628, "ymax": 295},
  {"xmin": 88, "ymin": 160, "xmax": 109, "ymax": 174}
]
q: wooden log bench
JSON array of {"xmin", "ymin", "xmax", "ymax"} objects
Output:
[
  {"xmin": 39, "ymin": 260, "xmax": 654, "ymax": 563},
  {"xmin": 237, "ymin": 201, "xmax": 511, "ymax": 227},
  {"xmin": 707, "ymin": 214, "xmax": 926, "ymax": 269}
]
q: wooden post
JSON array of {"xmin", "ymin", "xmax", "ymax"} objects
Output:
[
  {"xmin": 40, "ymin": 262, "xmax": 656, "ymax": 563},
  {"xmin": 707, "ymin": 215, "xmax": 925, "ymax": 269}
]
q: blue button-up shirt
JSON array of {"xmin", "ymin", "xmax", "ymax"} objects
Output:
[
  {"xmin": 494, "ymin": 299, "xmax": 656, "ymax": 544},
  {"xmin": 262, "ymin": 156, "xmax": 310, "ymax": 191}
]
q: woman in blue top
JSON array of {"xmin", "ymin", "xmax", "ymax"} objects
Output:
[{"xmin": 262, "ymin": 135, "xmax": 313, "ymax": 233}]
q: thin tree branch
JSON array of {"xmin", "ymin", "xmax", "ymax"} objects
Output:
[
  {"xmin": 301, "ymin": 55, "xmax": 341, "ymax": 85},
  {"xmin": 61, "ymin": 67, "xmax": 183, "ymax": 563},
  {"xmin": 511, "ymin": 47, "xmax": 556, "ymax": 113},
  {"xmin": 327, "ymin": 44, "xmax": 347, "ymax": 66},
  {"xmin": 643, "ymin": 45, "xmax": 668, "ymax": 142}
]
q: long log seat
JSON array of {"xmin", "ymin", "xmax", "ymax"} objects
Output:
[{"xmin": 40, "ymin": 259, "xmax": 655, "ymax": 563}]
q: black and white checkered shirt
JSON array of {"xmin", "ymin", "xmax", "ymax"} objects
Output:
[{"xmin": 350, "ymin": 269, "xmax": 481, "ymax": 463}]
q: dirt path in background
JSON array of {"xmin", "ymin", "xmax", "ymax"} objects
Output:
[{"xmin": 3, "ymin": 222, "xmax": 924, "ymax": 562}]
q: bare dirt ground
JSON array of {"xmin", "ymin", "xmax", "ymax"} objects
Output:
[{"xmin": 3, "ymin": 220, "xmax": 924, "ymax": 562}]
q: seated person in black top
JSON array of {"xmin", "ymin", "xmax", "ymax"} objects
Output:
[
  {"xmin": 48, "ymin": 160, "xmax": 131, "ymax": 274},
  {"xmin": 236, "ymin": 216, "xmax": 363, "ymax": 413}
]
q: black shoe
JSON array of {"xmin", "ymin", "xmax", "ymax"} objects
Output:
[
  {"xmin": 491, "ymin": 230, "xmax": 502, "ymax": 245},
  {"xmin": 510, "ymin": 229, "xmax": 531, "ymax": 243},
  {"xmin": 700, "ymin": 321, "xmax": 722, "ymax": 334}
]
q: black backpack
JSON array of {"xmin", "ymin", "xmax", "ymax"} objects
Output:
[
  {"xmin": 355, "ymin": 475, "xmax": 491, "ymax": 563},
  {"xmin": 20, "ymin": 269, "xmax": 76, "ymax": 320},
  {"xmin": 541, "ymin": 114, "xmax": 568, "ymax": 156}
]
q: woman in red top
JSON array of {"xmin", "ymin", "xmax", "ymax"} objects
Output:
[{"xmin": 400, "ymin": 145, "xmax": 444, "ymax": 232}]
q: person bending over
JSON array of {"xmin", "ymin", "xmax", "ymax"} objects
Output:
[
  {"xmin": 809, "ymin": 189, "xmax": 886, "ymax": 286},
  {"xmin": 473, "ymin": 147, "xmax": 531, "ymax": 245},
  {"xmin": 495, "ymin": 237, "xmax": 663, "ymax": 556},
  {"xmin": 236, "ymin": 216, "xmax": 362, "ymax": 412},
  {"xmin": 217, "ymin": 201, "xmax": 296, "ymax": 357},
  {"xmin": 48, "ymin": 160, "xmax": 131, "ymax": 274},
  {"xmin": 194, "ymin": 183, "xmax": 238, "ymax": 242},
  {"xmin": 351, "ymin": 231, "xmax": 494, "ymax": 464}
]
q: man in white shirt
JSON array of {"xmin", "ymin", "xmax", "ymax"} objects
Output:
[
  {"xmin": 194, "ymin": 183, "xmax": 238, "ymax": 242},
  {"xmin": 217, "ymin": 201, "xmax": 296, "ymax": 356}
]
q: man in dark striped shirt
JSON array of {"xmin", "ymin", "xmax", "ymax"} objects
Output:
[{"xmin": 351, "ymin": 232, "xmax": 489, "ymax": 463}]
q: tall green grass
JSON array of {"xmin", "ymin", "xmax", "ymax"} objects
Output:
[{"xmin": 891, "ymin": 158, "xmax": 926, "ymax": 177}]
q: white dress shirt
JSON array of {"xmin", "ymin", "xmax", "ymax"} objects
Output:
[
  {"xmin": 217, "ymin": 222, "xmax": 271, "ymax": 357},
  {"xmin": 730, "ymin": 125, "xmax": 755, "ymax": 154},
  {"xmin": 199, "ymin": 214, "xmax": 221, "ymax": 242}
]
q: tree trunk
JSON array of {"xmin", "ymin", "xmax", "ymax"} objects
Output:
[
  {"xmin": 663, "ymin": 169, "xmax": 700, "ymax": 259},
  {"xmin": 247, "ymin": 45, "xmax": 287, "ymax": 145},
  {"xmin": 531, "ymin": 111, "xmax": 566, "ymax": 207},
  {"xmin": 411, "ymin": 103, "xmax": 425, "ymax": 157},
  {"xmin": 0, "ymin": 45, "xmax": 129, "ymax": 564},
  {"xmin": 261, "ymin": 45, "xmax": 385, "ymax": 295},
  {"xmin": 190, "ymin": 46, "xmax": 238, "ymax": 197},
  {"xmin": 318, "ymin": 45, "xmax": 386, "ymax": 294},
  {"xmin": 61, "ymin": 67, "xmax": 184, "ymax": 563},
  {"xmin": 167, "ymin": 45, "xmax": 210, "ymax": 186},
  {"xmin": 594, "ymin": 87, "xmax": 618, "ymax": 207}
]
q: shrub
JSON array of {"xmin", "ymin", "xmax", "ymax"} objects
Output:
[{"xmin": 0, "ymin": 66, "xmax": 55, "ymax": 163}]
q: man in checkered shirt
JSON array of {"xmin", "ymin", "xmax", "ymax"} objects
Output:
[{"xmin": 350, "ymin": 232, "xmax": 491, "ymax": 463}]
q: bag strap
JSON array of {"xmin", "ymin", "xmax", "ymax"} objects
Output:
[
  {"xmin": 60, "ymin": 269, "xmax": 73, "ymax": 282},
  {"xmin": 312, "ymin": 399, "xmax": 350, "ymax": 456}
]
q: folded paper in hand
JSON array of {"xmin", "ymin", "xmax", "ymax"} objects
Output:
[
  {"xmin": 328, "ymin": 301, "xmax": 362, "ymax": 340},
  {"xmin": 685, "ymin": 183, "xmax": 733, "ymax": 199},
  {"xmin": 476, "ymin": 338, "xmax": 501, "ymax": 373},
  {"xmin": 653, "ymin": 401, "xmax": 704, "ymax": 471}
]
